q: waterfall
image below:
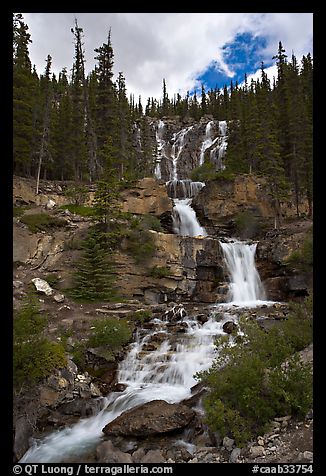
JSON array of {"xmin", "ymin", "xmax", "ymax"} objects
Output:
[
  {"xmin": 154, "ymin": 120, "xmax": 166, "ymax": 180},
  {"xmin": 172, "ymin": 199, "xmax": 207, "ymax": 237},
  {"xmin": 199, "ymin": 121, "xmax": 215, "ymax": 166},
  {"xmin": 219, "ymin": 240, "xmax": 266, "ymax": 305},
  {"xmin": 20, "ymin": 314, "xmax": 226, "ymax": 463},
  {"xmin": 166, "ymin": 179, "xmax": 205, "ymax": 199},
  {"xmin": 171, "ymin": 126, "xmax": 193, "ymax": 180},
  {"xmin": 210, "ymin": 120, "xmax": 228, "ymax": 171},
  {"xmin": 163, "ymin": 124, "xmax": 206, "ymax": 237}
]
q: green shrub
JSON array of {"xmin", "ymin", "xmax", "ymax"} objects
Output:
[
  {"xmin": 59, "ymin": 204, "xmax": 96, "ymax": 217},
  {"xmin": 20, "ymin": 213, "xmax": 67, "ymax": 233},
  {"xmin": 131, "ymin": 309, "xmax": 153, "ymax": 325},
  {"xmin": 198, "ymin": 296, "xmax": 313, "ymax": 445},
  {"xmin": 88, "ymin": 318, "xmax": 132, "ymax": 350},
  {"xmin": 142, "ymin": 214, "xmax": 163, "ymax": 232},
  {"xmin": 191, "ymin": 161, "xmax": 216, "ymax": 181},
  {"xmin": 13, "ymin": 293, "xmax": 66, "ymax": 387},
  {"xmin": 149, "ymin": 266, "xmax": 170, "ymax": 278},
  {"xmin": 64, "ymin": 185, "xmax": 89, "ymax": 205}
]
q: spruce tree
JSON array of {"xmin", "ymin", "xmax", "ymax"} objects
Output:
[
  {"xmin": 71, "ymin": 231, "xmax": 116, "ymax": 302},
  {"xmin": 13, "ymin": 13, "xmax": 38, "ymax": 176}
]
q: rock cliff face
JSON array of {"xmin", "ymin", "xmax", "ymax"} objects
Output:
[
  {"xmin": 120, "ymin": 178, "xmax": 172, "ymax": 216},
  {"xmin": 114, "ymin": 233, "xmax": 223, "ymax": 304},
  {"xmin": 193, "ymin": 174, "xmax": 310, "ymax": 234}
]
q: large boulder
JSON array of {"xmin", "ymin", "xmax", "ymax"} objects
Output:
[
  {"xmin": 31, "ymin": 277, "xmax": 53, "ymax": 296},
  {"xmin": 102, "ymin": 400, "xmax": 195, "ymax": 437}
]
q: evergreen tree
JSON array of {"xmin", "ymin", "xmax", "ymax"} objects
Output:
[
  {"xmin": 13, "ymin": 13, "xmax": 38, "ymax": 176},
  {"xmin": 71, "ymin": 230, "xmax": 116, "ymax": 302},
  {"xmin": 161, "ymin": 78, "xmax": 169, "ymax": 116},
  {"xmin": 201, "ymin": 84, "xmax": 207, "ymax": 116},
  {"xmin": 35, "ymin": 55, "xmax": 53, "ymax": 193},
  {"xmin": 70, "ymin": 20, "xmax": 87, "ymax": 180}
]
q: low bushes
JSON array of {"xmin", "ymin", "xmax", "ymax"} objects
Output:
[
  {"xmin": 197, "ymin": 295, "xmax": 313, "ymax": 446},
  {"xmin": 13, "ymin": 292, "xmax": 66, "ymax": 387}
]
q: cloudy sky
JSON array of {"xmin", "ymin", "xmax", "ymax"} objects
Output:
[{"xmin": 22, "ymin": 13, "xmax": 313, "ymax": 102}]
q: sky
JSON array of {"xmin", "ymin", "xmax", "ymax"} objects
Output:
[{"xmin": 22, "ymin": 13, "xmax": 313, "ymax": 102}]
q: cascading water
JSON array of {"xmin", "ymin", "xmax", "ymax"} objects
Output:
[
  {"xmin": 172, "ymin": 199, "xmax": 207, "ymax": 236},
  {"xmin": 170, "ymin": 126, "xmax": 193, "ymax": 181},
  {"xmin": 20, "ymin": 313, "xmax": 227, "ymax": 463},
  {"xmin": 154, "ymin": 120, "xmax": 166, "ymax": 180},
  {"xmin": 219, "ymin": 239, "xmax": 267, "ymax": 306},
  {"xmin": 163, "ymin": 124, "xmax": 207, "ymax": 237},
  {"xmin": 210, "ymin": 120, "xmax": 228, "ymax": 171},
  {"xmin": 199, "ymin": 121, "xmax": 214, "ymax": 166}
]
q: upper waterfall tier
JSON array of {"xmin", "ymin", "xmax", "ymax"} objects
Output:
[
  {"xmin": 166, "ymin": 179, "xmax": 205, "ymax": 199},
  {"xmin": 152, "ymin": 119, "xmax": 228, "ymax": 182}
]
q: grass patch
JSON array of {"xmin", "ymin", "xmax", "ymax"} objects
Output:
[
  {"xmin": 20, "ymin": 213, "xmax": 67, "ymax": 233},
  {"xmin": 13, "ymin": 205, "xmax": 31, "ymax": 217},
  {"xmin": 59, "ymin": 204, "xmax": 96, "ymax": 217}
]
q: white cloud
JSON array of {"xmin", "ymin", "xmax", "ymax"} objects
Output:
[
  {"xmin": 22, "ymin": 12, "xmax": 313, "ymax": 103},
  {"xmin": 239, "ymin": 64, "xmax": 278, "ymax": 88}
]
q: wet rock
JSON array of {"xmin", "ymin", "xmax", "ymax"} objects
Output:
[
  {"xmin": 112, "ymin": 383, "xmax": 128, "ymax": 392},
  {"xmin": 13, "ymin": 416, "xmax": 33, "ymax": 462},
  {"xmin": 164, "ymin": 304, "xmax": 187, "ymax": 322},
  {"xmin": 102, "ymin": 400, "xmax": 195, "ymax": 437},
  {"xmin": 31, "ymin": 277, "xmax": 53, "ymax": 296},
  {"xmin": 96, "ymin": 441, "xmax": 133, "ymax": 463},
  {"xmin": 141, "ymin": 449, "xmax": 165, "ymax": 463},
  {"xmin": 196, "ymin": 313, "xmax": 208, "ymax": 324},
  {"xmin": 222, "ymin": 321, "xmax": 237, "ymax": 334},
  {"xmin": 166, "ymin": 322, "xmax": 188, "ymax": 333},
  {"xmin": 57, "ymin": 398, "xmax": 103, "ymax": 417}
]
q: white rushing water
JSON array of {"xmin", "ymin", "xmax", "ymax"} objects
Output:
[
  {"xmin": 154, "ymin": 120, "xmax": 166, "ymax": 180},
  {"xmin": 172, "ymin": 199, "xmax": 207, "ymax": 237},
  {"xmin": 171, "ymin": 126, "xmax": 193, "ymax": 180},
  {"xmin": 20, "ymin": 314, "xmax": 226, "ymax": 463},
  {"xmin": 219, "ymin": 240, "xmax": 267, "ymax": 307},
  {"xmin": 199, "ymin": 121, "xmax": 215, "ymax": 166},
  {"xmin": 210, "ymin": 120, "xmax": 228, "ymax": 171},
  {"xmin": 166, "ymin": 179, "xmax": 205, "ymax": 199}
]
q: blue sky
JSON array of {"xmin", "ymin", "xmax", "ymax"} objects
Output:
[
  {"xmin": 22, "ymin": 13, "xmax": 313, "ymax": 102},
  {"xmin": 197, "ymin": 32, "xmax": 270, "ymax": 91}
]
